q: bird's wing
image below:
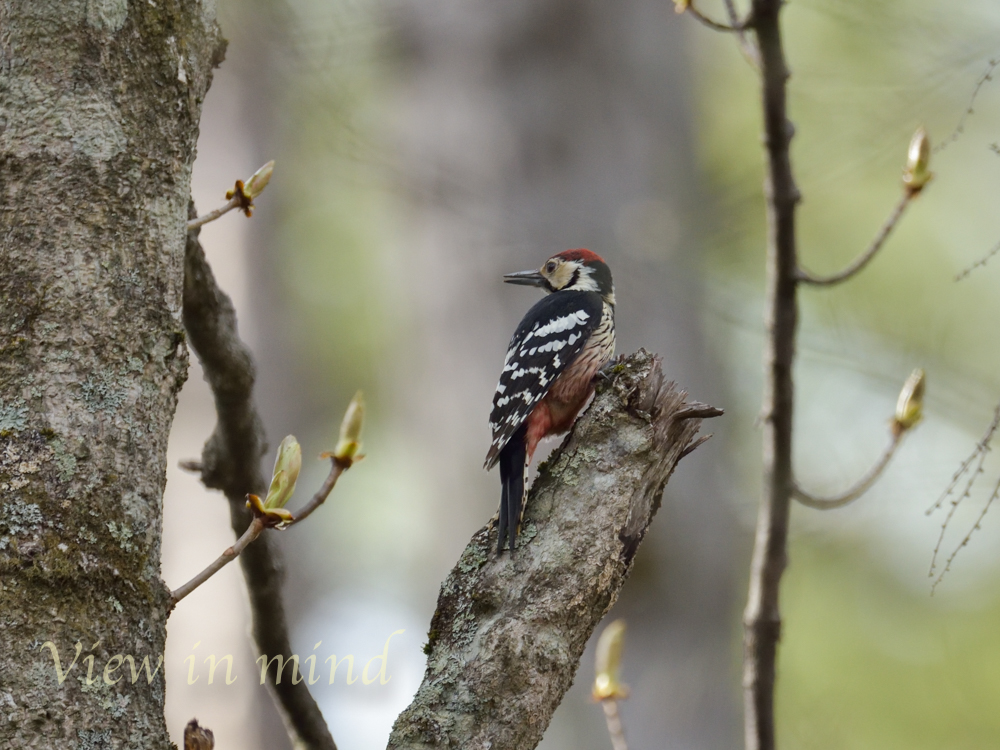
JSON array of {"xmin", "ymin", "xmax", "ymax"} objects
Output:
[{"xmin": 484, "ymin": 291, "xmax": 603, "ymax": 469}]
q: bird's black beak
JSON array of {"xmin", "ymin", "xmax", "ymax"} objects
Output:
[{"xmin": 503, "ymin": 269, "xmax": 547, "ymax": 287}]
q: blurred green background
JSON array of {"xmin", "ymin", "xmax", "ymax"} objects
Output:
[{"xmin": 160, "ymin": 0, "xmax": 1000, "ymax": 747}]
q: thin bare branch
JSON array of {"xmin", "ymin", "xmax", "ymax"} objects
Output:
[
  {"xmin": 932, "ymin": 472, "xmax": 1000, "ymax": 592},
  {"xmin": 168, "ymin": 458, "xmax": 347, "ymax": 605},
  {"xmin": 289, "ymin": 459, "xmax": 347, "ymax": 525},
  {"xmin": 684, "ymin": 1, "xmax": 753, "ymax": 33},
  {"xmin": 722, "ymin": 0, "xmax": 761, "ymax": 68},
  {"xmin": 182, "ymin": 205, "xmax": 338, "ymax": 750},
  {"xmin": 170, "ymin": 517, "xmax": 265, "ymax": 605},
  {"xmin": 792, "ymin": 432, "xmax": 903, "ymax": 510},
  {"xmin": 926, "ymin": 404, "xmax": 1000, "ymax": 587},
  {"xmin": 927, "ymin": 404, "xmax": 1000, "ymax": 516},
  {"xmin": 186, "ymin": 196, "xmax": 240, "ymax": 230},
  {"xmin": 936, "ymin": 58, "xmax": 999, "ymax": 154},
  {"xmin": 955, "ymin": 238, "xmax": 1000, "ymax": 281},
  {"xmin": 387, "ymin": 351, "xmax": 718, "ymax": 749},
  {"xmin": 798, "ymin": 192, "xmax": 914, "ymax": 286}
]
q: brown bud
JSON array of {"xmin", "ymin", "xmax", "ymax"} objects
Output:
[{"xmin": 184, "ymin": 719, "xmax": 214, "ymax": 750}]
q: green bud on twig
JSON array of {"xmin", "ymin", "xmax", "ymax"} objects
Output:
[
  {"xmin": 224, "ymin": 160, "xmax": 276, "ymax": 217},
  {"xmin": 265, "ymin": 435, "xmax": 302, "ymax": 510},
  {"xmin": 893, "ymin": 368, "xmax": 926, "ymax": 435},
  {"xmin": 245, "ymin": 436, "xmax": 300, "ymax": 528},
  {"xmin": 245, "ymin": 160, "xmax": 275, "ymax": 199},
  {"xmin": 332, "ymin": 391, "xmax": 365, "ymax": 466},
  {"xmin": 592, "ymin": 619, "xmax": 630, "ymax": 701},
  {"xmin": 246, "ymin": 493, "xmax": 294, "ymax": 527},
  {"xmin": 902, "ymin": 127, "xmax": 932, "ymax": 194}
]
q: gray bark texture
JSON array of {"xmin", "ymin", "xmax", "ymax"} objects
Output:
[
  {"xmin": 388, "ymin": 350, "xmax": 720, "ymax": 750},
  {"xmin": 0, "ymin": 3, "xmax": 222, "ymax": 748}
]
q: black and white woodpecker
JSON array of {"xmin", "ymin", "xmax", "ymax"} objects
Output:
[{"xmin": 485, "ymin": 249, "xmax": 616, "ymax": 553}]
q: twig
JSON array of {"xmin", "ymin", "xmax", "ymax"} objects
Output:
[
  {"xmin": 792, "ymin": 432, "xmax": 903, "ymax": 510},
  {"xmin": 929, "ymin": 432, "xmax": 990, "ymax": 575},
  {"xmin": 683, "ymin": 1, "xmax": 753, "ymax": 33},
  {"xmin": 168, "ymin": 459, "xmax": 347, "ymax": 605},
  {"xmin": 171, "ymin": 518, "xmax": 266, "ymax": 604},
  {"xmin": 955, "ymin": 238, "xmax": 1000, "ymax": 281},
  {"xmin": 182, "ymin": 205, "xmax": 338, "ymax": 750},
  {"xmin": 186, "ymin": 161, "xmax": 274, "ymax": 230},
  {"xmin": 601, "ymin": 700, "xmax": 629, "ymax": 750},
  {"xmin": 387, "ymin": 351, "xmax": 718, "ymax": 749},
  {"xmin": 741, "ymin": 2, "xmax": 799, "ymax": 750},
  {"xmin": 187, "ymin": 196, "xmax": 240, "ymax": 230},
  {"xmin": 797, "ymin": 192, "xmax": 915, "ymax": 286},
  {"xmin": 931, "ymin": 472, "xmax": 1000, "ymax": 593},
  {"xmin": 290, "ymin": 458, "xmax": 347, "ymax": 524},
  {"xmin": 926, "ymin": 403, "xmax": 1000, "ymax": 586},
  {"xmin": 722, "ymin": 0, "xmax": 761, "ymax": 68},
  {"xmin": 936, "ymin": 58, "xmax": 999, "ymax": 154},
  {"xmin": 927, "ymin": 404, "xmax": 1000, "ymax": 516}
]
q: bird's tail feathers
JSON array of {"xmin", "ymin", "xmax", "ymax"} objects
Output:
[{"xmin": 497, "ymin": 425, "xmax": 527, "ymax": 554}]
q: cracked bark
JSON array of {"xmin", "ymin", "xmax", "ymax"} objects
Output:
[
  {"xmin": 0, "ymin": 3, "xmax": 222, "ymax": 748},
  {"xmin": 388, "ymin": 350, "xmax": 720, "ymax": 750}
]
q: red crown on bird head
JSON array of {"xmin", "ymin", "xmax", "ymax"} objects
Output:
[{"xmin": 554, "ymin": 248, "xmax": 605, "ymax": 264}]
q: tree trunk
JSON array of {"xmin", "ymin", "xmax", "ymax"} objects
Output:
[{"xmin": 0, "ymin": 4, "xmax": 222, "ymax": 747}]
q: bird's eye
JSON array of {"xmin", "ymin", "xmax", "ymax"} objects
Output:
[{"xmin": 545, "ymin": 261, "xmax": 558, "ymax": 274}]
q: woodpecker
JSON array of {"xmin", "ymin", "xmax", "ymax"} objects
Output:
[{"xmin": 485, "ymin": 249, "xmax": 616, "ymax": 553}]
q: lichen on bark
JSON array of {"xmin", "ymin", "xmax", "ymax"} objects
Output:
[{"xmin": 0, "ymin": 3, "xmax": 224, "ymax": 747}]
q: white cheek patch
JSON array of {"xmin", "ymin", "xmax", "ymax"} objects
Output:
[{"xmin": 572, "ymin": 265, "xmax": 600, "ymax": 293}]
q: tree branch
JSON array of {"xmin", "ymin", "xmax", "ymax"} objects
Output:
[
  {"xmin": 797, "ymin": 192, "xmax": 915, "ymax": 286},
  {"xmin": 182, "ymin": 209, "xmax": 338, "ymax": 750},
  {"xmin": 722, "ymin": 0, "xmax": 762, "ymax": 68},
  {"xmin": 792, "ymin": 431, "xmax": 903, "ymax": 510},
  {"xmin": 187, "ymin": 196, "xmax": 241, "ymax": 230},
  {"xmin": 387, "ymin": 350, "xmax": 719, "ymax": 750},
  {"xmin": 170, "ymin": 517, "xmax": 266, "ymax": 605},
  {"xmin": 742, "ymin": 2, "xmax": 799, "ymax": 749},
  {"xmin": 682, "ymin": 1, "xmax": 753, "ymax": 33},
  {"xmin": 168, "ymin": 458, "xmax": 347, "ymax": 604}
]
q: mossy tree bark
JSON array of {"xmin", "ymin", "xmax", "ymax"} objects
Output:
[{"xmin": 0, "ymin": 3, "xmax": 223, "ymax": 748}]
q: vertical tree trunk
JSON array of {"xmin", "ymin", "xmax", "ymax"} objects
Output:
[{"xmin": 0, "ymin": 4, "xmax": 222, "ymax": 747}]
